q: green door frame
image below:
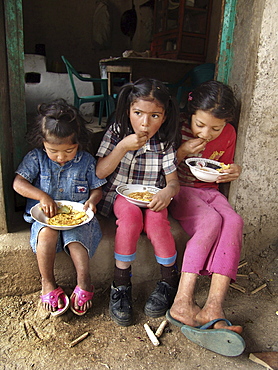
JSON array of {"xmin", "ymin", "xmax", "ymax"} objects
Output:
[
  {"xmin": 0, "ymin": 0, "xmax": 26, "ymax": 233},
  {"xmin": 217, "ymin": 0, "xmax": 238, "ymax": 84}
]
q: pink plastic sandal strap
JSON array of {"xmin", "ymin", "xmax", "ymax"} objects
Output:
[
  {"xmin": 40, "ymin": 286, "xmax": 65, "ymax": 308},
  {"xmin": 73, "ymin": 285, "xmax": 94, "ymax": 306}
]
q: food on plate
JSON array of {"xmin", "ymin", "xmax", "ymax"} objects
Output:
[
  {"xmin": 216, "ymin": 163, "xmax": 231, "ymax": 172},
  {"xmin": 128, "ymin": 191, "xmax": 155, "ymax": 202},
  {"xmin": 57, "ymin": 205, "xmax": 71, "ymax": 214},
  {"xmin": 48, "ymin": 204, "xmax": 88, "ymax": 226}
]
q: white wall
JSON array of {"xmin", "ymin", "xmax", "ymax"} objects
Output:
[{"xmin": 24, "ymin": 54, "xmax": 95, "ymax": 117}]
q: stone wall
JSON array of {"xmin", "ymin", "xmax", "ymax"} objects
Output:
[{"xmin": 229, "ymin": 0, "xmax": 278, "ymax": 258}]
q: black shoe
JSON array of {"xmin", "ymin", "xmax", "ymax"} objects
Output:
[
  {"xmin": 109, "ymin": 282, "xmax": 132, "ymax": 326},
  {"xmin": 144, "ymin": 281, "xmax": 177, "ymax": 318}
]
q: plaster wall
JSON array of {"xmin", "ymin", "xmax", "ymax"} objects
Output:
[{"xmin": 229, "ymin": 0, "xmax": 278, "ymax": 257}]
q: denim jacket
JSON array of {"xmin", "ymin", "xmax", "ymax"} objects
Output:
[{"xmin": 15, "ymin": 148, "xmax": 106, "ymax": 222}]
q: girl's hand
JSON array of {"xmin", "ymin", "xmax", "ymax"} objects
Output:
[
  {"xmin": 120, "ymin": 132, "xmax": 148, "ymax": 151},
  {"xmin": 216, "ymin": 163, "xmax": 242, "ymax": 183},
  {"xmin": 40, "ymin": 195, "xmax": 58, "ymax": 218},
  {"xmin": 177, "ymin": 138, "xmax": 206, "ymax": 163},
  {"xmin": 83, "ymin": 199, "xmax": 97, "ymax": 214},
  {"xmin": 147, "ymin": 175, "xmax": 179, "ymax": 212},
  {"xmin": 147, "ymin": 188, "xmax": 173, "ymax": 212},
  {"xmin": 96, "ymin": 132, "xmax": 148, "ymax": 179},
  {"xmin": 83, "ymin": 188, "xmax": 102, "ymax": 214}
]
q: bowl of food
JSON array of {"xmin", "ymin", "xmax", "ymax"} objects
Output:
[
  {"xmin": 185, "ymin": 158, "xmax": 230, "ymax": 183},
  {"xmin": 30, "ymin": 200, "xmax": 94, "ymax": 230},
  {"xmin": 116, "ymin": 184, "xmax": 160, "ymax": 207}
]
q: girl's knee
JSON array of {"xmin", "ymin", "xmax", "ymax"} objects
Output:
[
  {"xmin": 38, "ymin": 226, "xmax": 59, "ymax": 239},
  {"xmin": 229, "ymin": 212, "xmax": 244, "ymax": 229},
  {"xmin": 200, "ymin": 211, "xmax": 222, "ymax": 230},
  {"xmin": 116, "ymin": 207, "xmax": 143, "ymax": 232}
]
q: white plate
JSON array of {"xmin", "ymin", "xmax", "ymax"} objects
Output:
[
  {"xmin": 116, "ymin": 184, "xmax": 161, "ymax": 207},
  {"xmin": 185, "ymin": 158, "xmax": 229, "ymax": 183},
  {"xmin": 30, "ymin": 200, "xmax": 94, "ymax": 230}
]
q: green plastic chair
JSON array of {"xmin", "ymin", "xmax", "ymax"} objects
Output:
[
  {"xmin": 61, "ymin": 56, "xmax": 114, "ymax": 125},
  {"xmin": 165, "ymin": 63, "xmax": 215, "ymax": 109}
]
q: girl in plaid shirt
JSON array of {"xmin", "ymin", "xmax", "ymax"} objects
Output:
[{"xmin": 96, "ymin": 78, "xmax": 180, "ymax": 326}]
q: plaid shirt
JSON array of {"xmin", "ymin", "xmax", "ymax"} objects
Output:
[{"xmin": 96, "ymin": 125, "xmax": 177, "ymax": 216}]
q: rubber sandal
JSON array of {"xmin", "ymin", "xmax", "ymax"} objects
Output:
[
  {"xmin": 40, "ymin": 286, "xmax": 69, "ymax": 317},
  {"xmin": 180, "ymin": 318, "xmax": 245, "ymax": 357},
  {"xmin": 70, "ymin": 285, "xmax": 94, "ymax": 316}
]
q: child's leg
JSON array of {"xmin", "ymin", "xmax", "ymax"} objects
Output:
[
  {"xmin": 169, "ymin": 272, "xmax": 242, "ymax": 333},
  {"xmin": 170, "ymin": 187, "xmax": 223, "ymax": 274},
  {"xmin": 208, "ymin": 192, "xmax": 243, "ymax": 281},
  {"xmin": 112, "ymin": 195, "xmax": 142, "ymax": 309},
  {"xmin": 143, "ymin": 209, "xmax": 179, "ymax": 317},
  {"xmin": 170, "ymin": 271, "xmax": 201, "ymax": 327},
  {"xmin": 36, "ymin": 227, "xmax": 60, "ymax": 312},
  {"xmin": 109, "ymin": 196, "xmax": 143, "ymax": 326},
  {"xmin": 144, "ymin": 208, "xmax": 177, "ymax": 266},
  {"xmin": 171, "ymin": 187, "xmax": 243, "ymax": 281},
  {"xmin": 67, "ymin": 242, "xmax": 93, "ymax": 312},
  {"xmin": 196, "ymin": 273, "xmax": 243, "ymax": 334},
  {"xmin": 114, "ymin": 195, "xmax": 143, "ymax": 260}
]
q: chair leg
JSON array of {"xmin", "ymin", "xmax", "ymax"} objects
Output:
[
  {"xmin": 98, "ymin": 101, "xmax": 104, "ymax": 125},
  {"xmin": 74, "ymin": 97, "xmax": 80, "ymax": 110},
  {"xmin": 106, "ymin": 96, "xmax": 115, "ymax": 119}
]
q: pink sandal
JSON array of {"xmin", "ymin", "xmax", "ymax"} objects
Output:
[
  {"xmin": 40, "ymin": 286, "xmax": 69, "ymax": 316},
  {"xmin": 70, "ymin": 285, "xmax": 94, "ymax": 316}
]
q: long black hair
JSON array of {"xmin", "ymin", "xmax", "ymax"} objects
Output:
[
  {"xmin": 187, "ymin": 80, "xmax": 239, "ymax": 126},
  {"xmin": 111, "ymin": 78, "xmax": 180, "ymax": 150},
  {"xmin": 26, "ymin": 98, "xmax": 91, "ymax": 151}
]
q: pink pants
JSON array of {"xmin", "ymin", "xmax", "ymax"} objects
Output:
[
  {"xmin": 169, "ymin": 187, "xmax": 243, "ymax": 281},
  {"xmin": 113, "ymin": 195, "xmax": 177, "ymax": 265}
]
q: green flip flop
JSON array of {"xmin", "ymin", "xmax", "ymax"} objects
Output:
[
  {"xmin": 166, "ymin": 311, "xmax": 245, "ymax": 357},
  {"xmin": 181, "ymin": 318, "xmax": 245, "ymax": 357}
]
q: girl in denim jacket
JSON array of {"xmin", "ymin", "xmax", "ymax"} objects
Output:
[{"xmin": 13, "ymin": 99, "xmax": 106, "ymax": 316}]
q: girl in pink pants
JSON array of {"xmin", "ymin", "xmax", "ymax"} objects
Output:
[{"xmin": 167, "ymin": 81, "xmax": 245, "ymax": 350}]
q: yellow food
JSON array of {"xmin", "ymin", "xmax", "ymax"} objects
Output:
[
  {"xmin": 216, "ymin": 163, "xmax": 230, "ymax": 172},
  {"xmin": 48, "ymin": 205, "xmax": 88, "ymax": 226},
  {"xmin": 128, "ymin": 191, "xmax": 155, "ymax": 202}
]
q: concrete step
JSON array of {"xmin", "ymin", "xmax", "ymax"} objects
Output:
[{"xmin": 0, "ymin": 213, "xmax": 189, "ymax": 297}]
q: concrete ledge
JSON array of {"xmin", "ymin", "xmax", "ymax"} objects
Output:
[{"xmin": 0, "ymin": 214, "xmax": 189, "ymax": 297}]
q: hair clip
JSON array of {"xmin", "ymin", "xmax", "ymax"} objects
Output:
[{"xmin": 188, "ymin": 92, "xmax": 193, "ymax": 101}]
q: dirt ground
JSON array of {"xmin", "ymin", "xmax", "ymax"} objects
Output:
[{"xmin": 0, "ymin": 233, "xmax": 277, "ymax": 370}]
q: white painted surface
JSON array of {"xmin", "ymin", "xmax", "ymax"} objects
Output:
[{"xmin": 24, "ymin": 54, "xmax": 95, "ymax": 117}]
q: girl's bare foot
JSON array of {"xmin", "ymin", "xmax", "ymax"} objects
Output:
[
  {"xmin": 196, "ymin": 308, "xmax": 243, "ymax": 334},
  {"xmin": 170, "ymin": 298, "xmax": 202, "ymax": 327}
]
